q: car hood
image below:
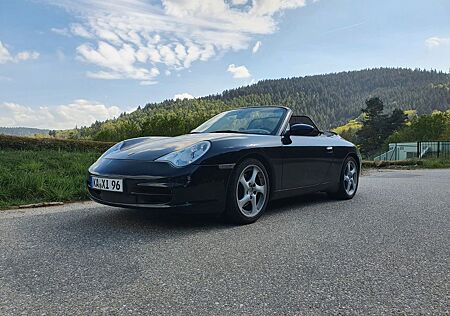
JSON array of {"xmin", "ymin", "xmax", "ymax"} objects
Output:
[{"xmin": 105, "ymin": 133, "xmax": 238, "ymax": 161}]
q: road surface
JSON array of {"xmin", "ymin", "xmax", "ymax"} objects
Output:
[{"xmin": 1, "ymin": 169, "xmax": 449, "ymax": 315}]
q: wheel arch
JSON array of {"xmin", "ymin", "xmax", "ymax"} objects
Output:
[
  {"xmin": 345, "ymin": 152, "xmax": 361, "ymax": 174},
  {"xmin": 328, "ymin": 150, "xmax": 360, "ymax": 194},
  {"xmin": 233, "ymin": 152, "xmax": 276, "ymax": 199}
]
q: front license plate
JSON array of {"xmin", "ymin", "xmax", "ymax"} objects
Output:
[{"xmin": 90, "ymin": 176, "xmax": 123, "ymax": 192}]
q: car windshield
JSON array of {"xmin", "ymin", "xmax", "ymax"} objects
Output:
[{"xmin": 191, "ymin": 107, "xmax": 287, "ymax": 135}]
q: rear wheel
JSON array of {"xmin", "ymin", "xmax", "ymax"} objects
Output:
[
  {"xmin": 225, "ymin": 159, "xmax": 270, "ymax": 224},
  {"xmin": 329, "ymin": 157, "xmax": 359, "ymax": 199}
]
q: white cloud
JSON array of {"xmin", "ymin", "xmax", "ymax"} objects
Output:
[
  {"xmin": 227, "ymin": 64, "xmax": 251, "ymax": 78},
  {"xmin": 0, "ymin": 41, "xmax": 12, "ymax": 64},
  {"xmin": 52, "ymin": 25, "xmax": 93, "ymax": 38},
  {"xmin": 139, "ymin": 80, "xmax": 157, "ymax": 86},
  {"xmin": 231, "ymin": 0, "xmax": 248, "ymax": 5},
  {"xmin": 44, "ymin": 0, "xmax": 310, "ymax": 83},
  {"xmin": 71, "ymin": 24, "xmax": 94, "ymax": 39},
  {"xmin": 51, "ymin": 27, "xmax": 70, "ymax": 36},
  {"xmin": 425, "ymin": 36, "xmax": 450, "ymax": 49},
  {"xmin": 0, "ymin": 100, "xmax": 123, "ymax": 130},
  {"xmin": 250, "ymin": 0, "xmax": 307, "ymax": 15},
  {"xmin": 0, "ymin": 41, "xmax": 40, "ymax": 64},
  {"xmin": 16, "ymin": 51, "xmax": 40, "ymax": 61},
  {"xmin": 252, "ymin": 41, "xmax": 262, "ymax": 53},
  {"xmin": 174, "ymin": 93, "xmax": 194, "ymax": 100},
  {"xmin": 77, "ymin": 41, "xmax": 160, "ymax": 80}
]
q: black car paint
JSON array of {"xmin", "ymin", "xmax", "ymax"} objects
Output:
[
  {"xmin": 87, "ymin": 107, "xmax": 360, "ymax": 213},
  {"xmin": 89, "ymin": 159, "xmax": 231, "ymax": 213}
]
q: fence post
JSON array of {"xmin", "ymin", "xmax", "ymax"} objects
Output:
[
  {"xmin": 395, "ymin": 143, "xmax": 398, "ymax": 161},
  {"xmin": 417, "ymin": 142, "xmax": 420, "ymax": 158},
  {"xmin": 437, "ymin": 141, "xmax": 440, "ymax": 158}
]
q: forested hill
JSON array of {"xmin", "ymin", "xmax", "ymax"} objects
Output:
[
  {"xmin": 147, "ymin": 68, "xmax": 450, "ymax": 128},
  {"xmin": 0, "ymin": 127, "xmax": 49, "ymax": 137},
  {"xmin": 59, "ymin": 68, "xmax": 450, "ymax": 141},
  {"xmin": 212, "ymin": 68, "xmax": 450, "ymax": 126}
]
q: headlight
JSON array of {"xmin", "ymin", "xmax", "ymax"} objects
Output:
[{"xmin": 156, "ymin": 141, "xmax": 211, "ymax": 167}]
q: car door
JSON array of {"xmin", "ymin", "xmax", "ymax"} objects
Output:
[{"xmin": 281, "ymin": 117, "xmax": 333, "ymax": 189}]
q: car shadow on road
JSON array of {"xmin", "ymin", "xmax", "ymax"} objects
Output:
[
  {"xmin": 83, "ymin": 192, "xmax": 333, "ymax": 232},
  {"xmin": 266, "ymin": 192, "xmax": 332, "ymax": 216}
]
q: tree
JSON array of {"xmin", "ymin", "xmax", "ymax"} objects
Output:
[
  {"xmin": 357, "ymin": 97, "xmax": 406, "ymax": 157},
  {"xmin": 387, "ymin": 111, "xmax": 450, "ymax": 143},
  {"xmin": 386, "ymin": 109, "xmax": 408, "ymax": 136}
]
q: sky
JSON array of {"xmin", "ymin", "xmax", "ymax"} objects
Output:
[{"xmin": 0, "ymin": 0, "xmax": 450, "ymax": 129}]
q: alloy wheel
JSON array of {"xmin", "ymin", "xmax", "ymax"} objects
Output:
[
  {"xmin": 235, "ymin": 164, "xmax": 267, "ymax": 217},
  {"xmin": 343, "ymin": 160, "xmax": 358, "ymax": 196}
]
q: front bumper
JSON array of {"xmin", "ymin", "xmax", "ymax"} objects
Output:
[{"xmin": 87, "ymin": 159, "xmax": 233, "ymax": 213}]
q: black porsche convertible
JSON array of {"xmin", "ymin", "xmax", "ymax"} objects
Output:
[{"xmin": 88, "ymin": 106, "xmax": 361, "ymax": 224}]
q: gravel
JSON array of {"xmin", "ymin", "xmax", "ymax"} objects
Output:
[{"xmin": 0, "ymin": 169, "xmax": 449, "ymax": 315}]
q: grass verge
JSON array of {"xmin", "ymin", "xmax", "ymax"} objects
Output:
[
  {"xmin": 421, "ymin": 158, "xmax": 450, "ymax": 168},
  {"xmin": 0, "ymin": 149, "xmax": 101, "ymax": 209},
  {"xmin": 362, "ymin": 158, "xmax": 450, "ymax": 169}
]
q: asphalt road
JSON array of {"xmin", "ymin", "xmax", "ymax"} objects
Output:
[{"xmin": 1, "ymin": 169, "xmax": 449, "ymax": 315}]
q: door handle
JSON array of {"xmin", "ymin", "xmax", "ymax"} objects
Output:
[{"xmin": 326, "ymin": 146, "xmax": 333, "ymax": 153}]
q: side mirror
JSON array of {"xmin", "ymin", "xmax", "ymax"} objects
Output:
[
  {"xmin": 289, "ymin": 124, "xmax": 319, "ymax": 136},
  {"xmin": 282, "ymin": 123, "xmax": 320, "ymax": 144}
]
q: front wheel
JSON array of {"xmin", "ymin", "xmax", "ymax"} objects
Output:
[
  {"xmin": 225, "ymin": 159, "xmax": 270, "ymax": 224},
  {"xmin": 329, "ymin": 157, "xmax": 359, "ymax": 200}
]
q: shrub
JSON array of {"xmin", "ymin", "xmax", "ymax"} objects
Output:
[{"xmin": 0, "ymin": 135, "xmax": 115, "ymax": 152}]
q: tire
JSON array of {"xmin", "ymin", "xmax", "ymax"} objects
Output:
[
  {"xmin": 225, "ymin": 158, "xmax": 270, "ymax": 224},
  {"xmin": 329, "ymin": 156, "xmax": 359, "ymax": 200}
]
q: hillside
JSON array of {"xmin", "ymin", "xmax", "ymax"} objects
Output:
[
  {"xmin": 213, "ymin": 68, "xmax": 450, "ymax": 126},
  {"xmin": 0, "ymin": 127, "xmax": 49, "ymax": 137},
  {"xmin": 58, "ymin": 68, "xmax": 450, "ymax": 142}
]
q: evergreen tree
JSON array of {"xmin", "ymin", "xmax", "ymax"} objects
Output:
[
  {"xmin": 357, "ymin": 97, "xmax": 406, "ymax": 157},
  {"xmin": 357, "ymin": 97, "xmax": 386, "ymax": 156}
]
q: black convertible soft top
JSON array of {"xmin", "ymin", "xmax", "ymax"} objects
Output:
[{"xmin": 289, "ymin": 115, "xmax": 319, "ymax": 130}]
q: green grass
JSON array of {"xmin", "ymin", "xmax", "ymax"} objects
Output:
[
  {"xmin": 362, "ymin": 158, "xmax": 450, "ymax": 169},
  {"xmin": 0, "ymin": 149, "xmax": 102, "ymax": 209},
  {"xmin": 421, "ymin": 158, "xmax": 450, "ymax": 169}
]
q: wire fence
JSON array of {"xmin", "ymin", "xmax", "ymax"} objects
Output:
[
  {"xmin": 419, "ymin": 141, "xmax": 450, "ymax": 159},
  {"xmin": 374, "ymin": 141, "xmax": 450, "ymax": 161}
]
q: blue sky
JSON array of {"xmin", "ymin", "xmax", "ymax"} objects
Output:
[{"xmin": 0, "ymin": 0, "xmax": 449, "ymax": 129}]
